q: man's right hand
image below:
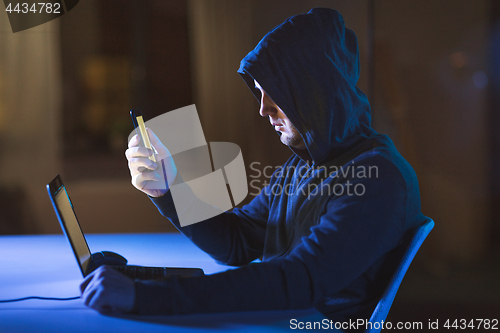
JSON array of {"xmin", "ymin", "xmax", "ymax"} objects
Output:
[{"xmin": 125, "ymin": 128, "xmax": 177, "ymax": 197}]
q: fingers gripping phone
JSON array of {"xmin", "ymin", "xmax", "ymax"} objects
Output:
[{"xmin": 130, "ymin": 109, "xmax": 156, "ymax": 163}]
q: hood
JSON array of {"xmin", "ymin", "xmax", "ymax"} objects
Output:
[{"xmin": 238, "ymin": 8, "xmax": 376, "ymax": 165}]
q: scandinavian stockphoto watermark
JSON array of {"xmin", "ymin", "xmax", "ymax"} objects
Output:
[
  {"xmin": 289, "ymin": 318, "xmax": 499, "ymax": 330},
  {"xmin": 128, "ymin": 105, "xmax": 377, "ymax": 226},
  {"xmin": 128, "ymin": 104, "xmax": 248, "ymax": 227},
  {"xmin": 290, "ymin": 318, "xmax": 424, "ymax": 331},
  {"xmin": 248, "ymin": 161, "xmax": 379, "ymax": 198}
]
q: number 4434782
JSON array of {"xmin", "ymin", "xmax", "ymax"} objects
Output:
[
  {"xmin": 444, "ymin": 319, "xmax": 498, "ymax": 330},
  {"xmin": 5, "ymin": 3, "xmax": 61, "ymax": 14}
]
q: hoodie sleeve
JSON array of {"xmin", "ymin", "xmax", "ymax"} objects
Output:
[
  {"xmin": 149, "ymin": 183, "xmax": 269, "ymax": 266},
  {"xmin": 134, "ymin": 159, "xmax": 407, "ymax": 316}
]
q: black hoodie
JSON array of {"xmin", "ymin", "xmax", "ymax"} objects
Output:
[{"xmin": 138, "ymin": 8, "xmax": 426, "ymax": 323}]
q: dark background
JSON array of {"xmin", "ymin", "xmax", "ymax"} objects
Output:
[{"xmin": 0, "ymin": 0, "xmax": 498, "ymax": 330}]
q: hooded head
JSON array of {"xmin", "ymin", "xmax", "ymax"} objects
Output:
[{"xmin": 238, "ymin": 8, "xmax": 375, "ymax": 165}]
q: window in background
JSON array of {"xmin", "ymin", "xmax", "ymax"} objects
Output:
[{"xmin": 59, "ymin": 0, "xmax": 192, "ymax": 181}]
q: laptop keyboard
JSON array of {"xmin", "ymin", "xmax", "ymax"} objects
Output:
[{"xmin": 112, "ymin": 265, "xmax": 166, "ymax": 280}]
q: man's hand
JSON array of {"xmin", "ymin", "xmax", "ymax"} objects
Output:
[
  {"xmin": 80, "ymin": 266, "xmax": 136, "ymax": 314},
  {"xmin": 125, "ymin": 128, "xmax": 177, "ymax": 197}
]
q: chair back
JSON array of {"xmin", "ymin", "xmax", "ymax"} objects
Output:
[{"xmin": 365, "ymin": 218, "xmax": 434, "ymax": 333}]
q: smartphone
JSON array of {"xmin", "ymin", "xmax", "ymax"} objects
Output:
[{"xmin": 130, "ymin": 109, "xmax": 156, "ymax": 163}]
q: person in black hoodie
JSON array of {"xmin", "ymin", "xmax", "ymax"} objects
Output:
[{"xmin": 81, "ymin": 8, "xmax": 426, "ymax": 325}]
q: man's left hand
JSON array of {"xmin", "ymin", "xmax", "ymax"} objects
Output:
[{"xmin": 80, "ymin": 266, "xmax": 136, "ymax": 314}]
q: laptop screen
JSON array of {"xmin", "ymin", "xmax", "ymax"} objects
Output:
[{"xmin": 47, "ymin": 175, "xmax": 91, "ymax": 276}]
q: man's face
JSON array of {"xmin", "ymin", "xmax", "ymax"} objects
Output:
[{"xmin": 254, "ymin": 80, "xmax": 306, "ymax": 149}]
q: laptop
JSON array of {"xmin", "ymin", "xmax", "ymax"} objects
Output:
[{"xmin": 47, "ymin": 174, "xmax": 204, "ymax": 279}]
